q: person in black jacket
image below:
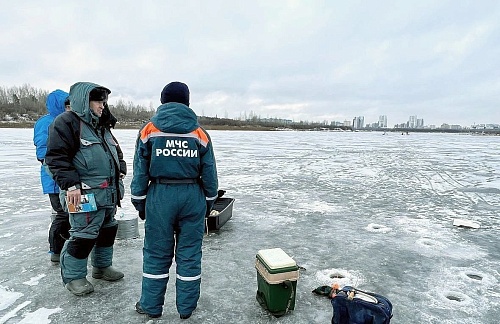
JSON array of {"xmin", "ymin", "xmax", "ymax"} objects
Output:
[{"xmin": 45, "ymin": 82, "xmax": 126, "ymax": 296}]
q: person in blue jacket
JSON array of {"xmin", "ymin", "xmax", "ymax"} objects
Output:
[
  {"xmin": 33, "ymin": 89, "xmax": 71, "ymax": 262},
  {"xmin": 131, "ymin": 81, "xmax": 218, "ymax": 319}
]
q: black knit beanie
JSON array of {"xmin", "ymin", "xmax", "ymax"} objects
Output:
[
  {"xmin": 89, "ymin": 87, "xmax": 110, "ymax": 101},
  {"xmin": 160, "ymin": 82, "xmax": 190, "ymax": 106}
]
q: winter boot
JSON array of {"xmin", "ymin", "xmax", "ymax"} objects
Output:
[
  {"xmin": 65, "ymin": 278, "xmax": 94, "ymax": 296},
  {"xmin": 92, "ymin": 266, "xmax": 124, "ymax": 281},
  {"xmin": 135, "ymin": 302, "xmax": 162, "ymax": 318},
  {"xmin": 50, "ymin": 253, "xmax": 60, "ymax": 263}
]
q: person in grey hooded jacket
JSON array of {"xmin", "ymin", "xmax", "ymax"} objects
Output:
[{"xmin": 45, "ymin": 82, "xmax": 126, "ymax": 296}]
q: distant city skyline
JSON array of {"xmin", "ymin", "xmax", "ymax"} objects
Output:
[{"xmin": 333, "ymin": 115, "xmax": 500, "ymax": 130}]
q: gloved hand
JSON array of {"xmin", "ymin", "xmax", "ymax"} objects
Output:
[
  {"xmin": 132, "ymin": 199, "xmax": 145, "ymax": 211},
  {"xmin": 215, "ymin": 190, "xmax": 226, "ymax": 203},
  {"xmin": 132, "ymin": 199, "xmax": 145, "ymax": 220}
]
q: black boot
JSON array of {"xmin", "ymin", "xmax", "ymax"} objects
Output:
[{"xmin": 135, "ymin": 302, "xmax": 161, "ymax": 318}]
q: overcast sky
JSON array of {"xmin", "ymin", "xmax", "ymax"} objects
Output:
[{"xmin": 1, "ymin": 1, "xmax": 499, "ymax": 126}]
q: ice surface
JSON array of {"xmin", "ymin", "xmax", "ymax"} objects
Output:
[{"xmin": 0, "ymin": 129, "xmax": 499, "ymax": 323}]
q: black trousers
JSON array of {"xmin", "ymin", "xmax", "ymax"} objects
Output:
[{"xmin": 48, "ymin": 193, "xmax": 70, "ymax": 254}]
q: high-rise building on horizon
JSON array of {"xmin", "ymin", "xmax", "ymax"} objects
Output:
[
  {"xmin": 408, "ymin": 115, "xmax": 417, "ymax": 128},
  {"xmin": 378, "ymin": 115, "xmax": 388, "ymax": 128},
  {"xmin": 416, "ymin": 118, "xmax": 424, "ymax": 128},
  {"xmin": 353, "ymin": 116, "xmax": 364, "ymax": 129}
]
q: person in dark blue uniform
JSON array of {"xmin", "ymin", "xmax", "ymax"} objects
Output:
[{"xmin": 131, "ymin": 81, "xmax": 218, "ymax": 319}]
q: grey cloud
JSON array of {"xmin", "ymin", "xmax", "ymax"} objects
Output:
[{"xmin": 1, "ymin": 1, "xmax": 499, "ymax": 126}]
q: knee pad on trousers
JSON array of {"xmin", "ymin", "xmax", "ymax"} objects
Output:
[
  {"xmin": 96, "ymin": 225, "xmax": 118, "ymax": 248},
  {"xmin": 66, "ymin": 237, "xmax": 96, "ymax": 259}
]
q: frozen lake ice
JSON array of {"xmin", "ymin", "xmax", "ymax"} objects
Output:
[{"xmin": 0, "ymin": 128, "xmax": 499, "ymax": 323}]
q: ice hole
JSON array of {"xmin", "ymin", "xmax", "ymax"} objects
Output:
[
  {"xmin": 446, "ymin": 294, "xmax": 463, "ymax": 302},
  {"xmin": 330, "ymin": 273, "xmax": 345, "ymax": 279},
  {"xmin": 466, "ymin": 273, "xmax": 483, "ymax": 281}
]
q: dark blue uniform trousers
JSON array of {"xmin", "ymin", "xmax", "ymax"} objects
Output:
[{"xmin": 140, "ymin": 183, "xmax": 206, "ymax": 316}]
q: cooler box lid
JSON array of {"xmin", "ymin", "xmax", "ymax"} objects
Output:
[{"xmin": 256, "ymin": 248, "xmax": 297, "ymax": 273}]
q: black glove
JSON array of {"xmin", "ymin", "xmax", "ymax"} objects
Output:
[
  {"xmin": 217, "ymin": 190, "xmax": 226, "ymax": 198},
  {"xmin": 215, "ymin": 190, "xmax": 226, "ymax": 203},
  {"xmin": 312, "ymin": 286, "xmax": 333, "ymax": 297},
  {"xmin": 132, "ymin": 199, "xmax": 145, "ymax": 220},
  {"xmin": 38, "ymin": 159, "xmax": 44, "ymax": 164}
]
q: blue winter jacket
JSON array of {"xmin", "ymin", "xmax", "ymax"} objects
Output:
[{"xmin": 33, "ymin": 89, "xmax": 68, "ymax": 194}]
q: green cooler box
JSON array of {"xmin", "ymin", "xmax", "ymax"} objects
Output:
[{"xmin": 255, "ymin": 248, "xmax": 299, "ymax": 317}]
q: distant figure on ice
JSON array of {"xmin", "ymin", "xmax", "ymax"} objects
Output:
[
  {"xmin": 45, "ymin": 82, "xmax": 127, "ymax": 296},
  {"xmin": 131, "ymin": 81, "xmax": 218, "ymax": 319},
  {"xmin": 33, "ymin": 89, "xmax": 71, "ymax": 263}
]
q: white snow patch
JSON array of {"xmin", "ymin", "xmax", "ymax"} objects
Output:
[
  {"xmin": 23, "ymin": 274, "xmax": 46, "ymax": 286},
  {"xmin": 358, "ymin": 167, "xmax": 379, "ymax": 177},
  {"xmin": 18, "ymin": 307, "xmax": 62, "ymax": 324},
  {"xmin": 0, "ymin": 286, "xmax": 23, "ymax": 311},
  {"xmin": 296, "ymin": 200, "xmax": 339, "ymax": 213},
  {"xmin": 0, "ymin": 300, "xmax": 31, "ymax": 324},
  {"xmin": 396, "ymin": 216, "xmax": 432, "ymax": 235}
]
